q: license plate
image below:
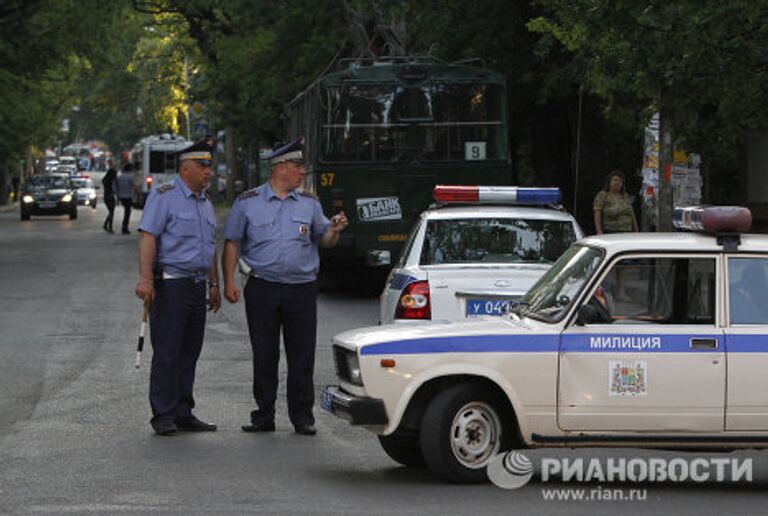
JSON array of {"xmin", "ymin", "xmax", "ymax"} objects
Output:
[
  {"xmin": 466, "ymin": 299, "xmax": 512, "ymax": 317},
  {"xmin": 38, "ymin": 202, "xmax": 56, "ymax": 208},
  {"xmin": 321, "ymin": 388, "xmax": 334, "ymax": 412}
]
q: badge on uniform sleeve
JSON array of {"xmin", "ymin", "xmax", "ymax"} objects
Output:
[{"xmin": 299, "ymin": 224, "xmax": 309, "ymax": 236}]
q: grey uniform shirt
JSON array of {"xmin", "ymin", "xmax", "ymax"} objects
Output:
[{"xmin": 223, "ymin": 182, "xmax": 330, "ymax": 284}]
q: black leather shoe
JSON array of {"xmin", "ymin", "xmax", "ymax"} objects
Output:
[
  {"xmin": 152, "ymin": 420, "xmax": 178, "ymax": 436},
  {"xmin": 176, "ymin": 416, "xmax": 217, "ymax": 432},
  {"xmin": 241, "ymin": 420, "xmax": 275, "ymax": 432},
  {"xmin": 122, "ymin": 230, "xmax": 130, "ymax": 235},
  {"xmin": 294, "ymin": 424, "xmax": 316, "ymax": 436}
]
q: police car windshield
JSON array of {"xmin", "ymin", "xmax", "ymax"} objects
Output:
[
  {"xmin": 519, "ymin": 245, "xmax": 604, "ymax": 322},
  {"xmin": 420, "ymin": 218, "xmax": 577, "ymax": 265}
]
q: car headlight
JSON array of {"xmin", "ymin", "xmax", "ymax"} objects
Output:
[
  {"xmin": 61, "ymin": 193, "xmax": 72, "ymax": 203},
  {"xmin": 345, "ymin": 352, "xmax": 363, "ymax": 386},
  {"xmin": 88, "ymin": 192, "xmax": 96, "ymax": 199},
  {"xmin": 22, "ymin": 195, "xmax": 34, "ymax": 204}
]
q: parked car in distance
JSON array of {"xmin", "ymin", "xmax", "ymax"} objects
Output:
[
  {"xmin": 70, "ymin": 176, "xmax": 98, "ymax": 209},
  {"xmin": 380, "ymin": 186, "xmax": 583, "ymax": 324},
  {"xmin": 20, "ymin": 174, "xmax": 78, "ymax": 220},
  {"xmin": 56, "ymin": 164, "xmax": 78, "ymax": 177}
]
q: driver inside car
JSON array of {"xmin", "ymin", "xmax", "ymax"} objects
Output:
[{"xmin": 586, "ymin": 285, "xmax": 613, "ymax": 324}]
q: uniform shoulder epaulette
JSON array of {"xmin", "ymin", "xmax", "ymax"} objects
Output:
[
  {"xmin": 157, "ymin": 184, "xmax": 175, "ymax": 194},
  {"xmin": 298, "ymin": 190, "xmax": 318, "ymax": 200},
  {"xmin": 238, "ymin": 188, "xmax": 260, "ymax": 200}
]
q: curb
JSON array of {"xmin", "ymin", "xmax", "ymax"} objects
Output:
[{"xmin": 0, "ymin": 201, "xmax": 18, "ymax": 213}]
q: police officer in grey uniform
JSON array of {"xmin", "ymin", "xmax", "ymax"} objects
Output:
[
  {"xmin": 135, "ymin": 137, "xmax": 221, "ymax": 436},
  {"xmin": 222, "ymin": 137, "xmax": 348, "ymax": 436}
]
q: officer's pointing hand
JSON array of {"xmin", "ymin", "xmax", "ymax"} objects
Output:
[
  {"xmin": 135, "ymin": 279, "xmax": 154, "ymax": 303},
  {"xmin": 331, "ymin": 211, "xmax": 349, "ymax": 232},
  {"xmin": 224, "ymin": 282, "xmax": 240, "ymax": 304}
]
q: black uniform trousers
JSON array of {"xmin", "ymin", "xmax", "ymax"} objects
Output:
[
  {"xmin": 244, "ymin": 277, "xmax": 318, "ymax": 427},
  {"xmin": 149, "ymin": 277, "xmax": 207, "ymax": 424},
  {"xmin": 103, "ymin": 194, "xmax": 116, "ymax": 230},
  {"xmin": 120, "ymin": 197, "xmax": 132, "ymax": 232}
]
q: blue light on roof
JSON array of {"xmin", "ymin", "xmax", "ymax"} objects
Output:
[{"xmin": 514, "ymin": 188, "xmax": 561, "ymax": 206}]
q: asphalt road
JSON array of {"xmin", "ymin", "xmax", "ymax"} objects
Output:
[{"xmin": 1, "ymin": 199, "xmax": 768, "ymax": 514}]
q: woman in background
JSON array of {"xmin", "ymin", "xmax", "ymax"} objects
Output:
[{"xmin": 593, "ymin": 170, "xmax": 639, "ymax": 234}]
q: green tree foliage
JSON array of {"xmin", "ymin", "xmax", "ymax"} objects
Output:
[
  {"xmin": 133, "ymin": 0, "xmax": 348, "ymax": 145},
  {"xmin": 530, "ymin": 0, "xmax": 768, "ymax": 171}
]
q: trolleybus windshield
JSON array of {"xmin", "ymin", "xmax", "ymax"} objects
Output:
[{"xmin": 321, "ymin": 83, "xmax": 505, "ymax": 163}]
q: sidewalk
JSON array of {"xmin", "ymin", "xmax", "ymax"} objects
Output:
[{"xmin": 0, "ymin": 201, "xmax": 18, "ymax": 213}]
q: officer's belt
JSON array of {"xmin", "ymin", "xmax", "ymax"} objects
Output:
[{"xmin": 162, "ymin": 272, "xmax": 207, "ymax": 282}]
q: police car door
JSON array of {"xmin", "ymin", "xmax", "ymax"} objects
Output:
[
  {"xmin": 558, "ymin": 253, "xmax": 725, "ymax": 432},
  {"xmin": 725, "ymin": 255, "xmax": 768, "ymax": 430}
]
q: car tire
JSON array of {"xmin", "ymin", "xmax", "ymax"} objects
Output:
[
  {"xmin": 419, "ymin": 383, "xmax": 510, "ymax": 483},
  {"xmin": 20, "ymin": 209, "xmax": 30, "ymax": 221},
  {"xmin": 69, "ymin": 205, "xmax": 77, "ymax": 220},
  {"xmin": 91, "ymin": 201, "xmax": 97, "ymax": 209},
  {"xmin": 378, "ymin": 432, "xmax": 426, "ymax": 468}
]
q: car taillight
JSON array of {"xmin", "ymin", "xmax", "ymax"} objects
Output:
[{"xmin": 394, "ymin": 280, "xmax": 431, "ymax": 320}]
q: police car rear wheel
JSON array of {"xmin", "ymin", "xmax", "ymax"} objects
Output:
[
  {"xmin": 378, "ymin": 432, "xmax": 426, "ymax": 467},
  {"xmin": 420, "ymin": 383, "xmax": 507, "ymax": 483}
]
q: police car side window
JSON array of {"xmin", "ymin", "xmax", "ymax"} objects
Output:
[
  {"xmin": 600, "ymin": 257, "xmax": 716, "ymax": 325},
  {"xmin": 729, "ymin": 258, "xmax": 768, "ymax": 325}
]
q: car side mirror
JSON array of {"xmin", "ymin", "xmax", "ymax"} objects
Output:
[{"xmin": 576, "ymin": 304, "xmax": 600, "ymax": 326}]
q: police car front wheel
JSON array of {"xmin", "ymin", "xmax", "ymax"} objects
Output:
[{"xmin": 419, "ymin": 383, "xmax": 511, "ymax": 483}]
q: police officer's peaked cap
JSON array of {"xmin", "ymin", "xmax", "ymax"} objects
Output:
[
  {"xmin": 178, "ymin": 136, "xmax": 215, "ymax": 161},
  {"xmin": 263, "ymin": 136, "xmax": 303, "ymax": 166}
]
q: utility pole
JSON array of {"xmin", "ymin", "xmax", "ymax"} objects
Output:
[{"xmin": 657, "ymin": 109, "xmax": 674, "ymax": 231}]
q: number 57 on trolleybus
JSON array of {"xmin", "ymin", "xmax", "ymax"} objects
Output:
[{"xmin": 285, "ymin": 57, "xmax": 512, "ymax": 274}]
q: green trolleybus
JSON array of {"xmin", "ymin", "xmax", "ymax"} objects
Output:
[{"xmin": 286, "ymin": 57, "xmax": 511, "ymax": 272}]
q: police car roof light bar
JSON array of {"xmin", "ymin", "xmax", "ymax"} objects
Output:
[
  {"xmin": 672, "ymin": 206, "xmax": 752, "ymax": 234},
  {"xmin": 433, "ymin": 185, "xmax": 561, "ymax": 206}
]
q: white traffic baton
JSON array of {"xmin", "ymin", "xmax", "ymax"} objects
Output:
[{"xmin": 134, "ymin": 301, "xmax": 149, "ymax": 369}]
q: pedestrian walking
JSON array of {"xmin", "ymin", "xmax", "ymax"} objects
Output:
[
  {"xmin": 221, "ymin": 137, "xmax": 348, "ymax": 436},
  {"xmin": 134, "ymin": 137, "xmax": 221, "ymax": 436},
  {"xmin": 116, "ymin": 163, "xmax": 135, "ymax": 234},
  {"xmin": 102, "ymin": 167, "xmax": 117, "ymax": 233}
]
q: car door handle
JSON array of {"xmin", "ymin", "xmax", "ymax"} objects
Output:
[{"xmin": 690, "ymin": 338, "xmax": 718, "ymax": 349}]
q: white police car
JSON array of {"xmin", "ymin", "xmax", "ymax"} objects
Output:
[
  {"xmin": 324, "ymin": 206, "xmax": 768, "ymax": 483},
  {"xmin": 380, "ymin": 186, "xmax": 583, "ymax": 324},
  {"xmin": 70, "ymin": 176, "xmax": 98, "ymax": 209}
]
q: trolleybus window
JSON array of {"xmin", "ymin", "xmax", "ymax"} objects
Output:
[
  {"xmin": 149, "ymin": 151, "xmax": 178, "ymax": 174},
  {"xmin": 321, "ymin": 83, "xmax": 505, "ymax": 163}
]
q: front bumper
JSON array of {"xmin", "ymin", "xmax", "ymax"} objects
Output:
[
  {"xmin": 25, "ymin": 201, "xmax": 72, "ymax": 215},
  {"xmin": 321, "ymin": 385, "xmax": 388, "ymax": 425}
]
